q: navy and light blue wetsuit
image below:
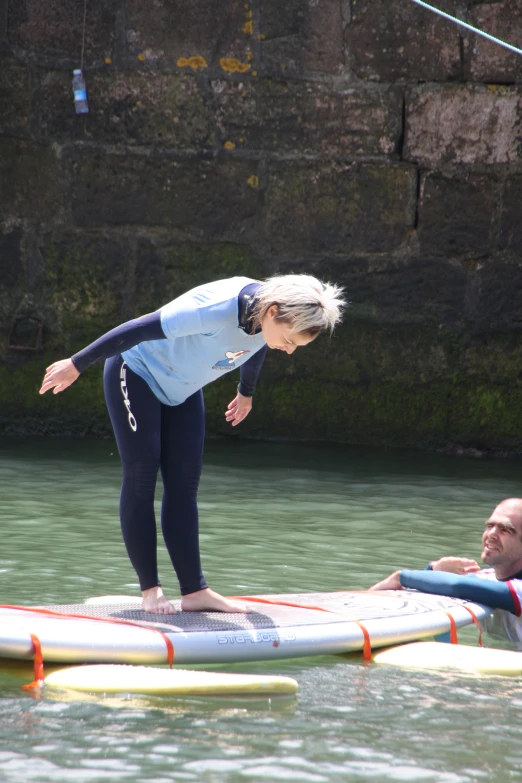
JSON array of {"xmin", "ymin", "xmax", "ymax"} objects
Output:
[
  {"xmin": 400, "ymin": 568, "xmax": 522, "ymax": 646},
  {"xmin": 71, "ymin": 278, "xmax": 267, "ymax": 595}
]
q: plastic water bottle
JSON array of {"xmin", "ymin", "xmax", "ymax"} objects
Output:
[{"xmin": 72, "ymin": 69, "xmax": 89, "ymax": 114}]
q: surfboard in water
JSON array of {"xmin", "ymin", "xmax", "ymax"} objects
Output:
[
  {"xmin": 373, "ymin": 641, "xmax": 522, "ymax": 676},
  {"xmin": 0, "ymin": 591, "xmax": 489, "ymax": 666},
  {"xmin": 44, "ymin": 664, "xmax": 299, "ymax": 696}
]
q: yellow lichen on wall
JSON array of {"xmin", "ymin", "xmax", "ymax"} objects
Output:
[
  {"xmin": 224, "ymin": 141, "xmax": 236, "ymax": 150},
  {"xmin": 220, "ymin": 58, "xmax": 251, "ymax": 73},
  {"xmin": 177, "ymin": 56, "xmax": 208, "ymax": 70},
  {"xmin": 243, "ymin": 21, "xmax": 253, "ymax": 34},
  {"xmin": 247, "ymin": 175, "xmax": 259, "ymax": 188}
]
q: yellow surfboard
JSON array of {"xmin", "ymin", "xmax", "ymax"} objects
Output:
[
  {"xmin": 373, "ymin": 641, "xmax": 522, "ymax": 676},
  {"xmin": 44, "ymin": 664, "xmax": 299, "ymax": 696}
]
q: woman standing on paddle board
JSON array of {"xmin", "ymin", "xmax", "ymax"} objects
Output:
[{"xmin": 39, "ymin": 275, "xmax": 345, "ymax": 614}]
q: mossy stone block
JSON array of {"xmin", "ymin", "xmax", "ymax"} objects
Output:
[
  {"xmin": 203, "ymin": 375, "xmax": 522, "ymax": 451},
  {"xmin": 0, "ymin": 352, "xmax": 111, "ymax": 436},
  {"xmin": 471, "ymin": 259, "xmax": 522, "ymax": 330},
  {"xmin": 461, "ymin": 331, "xmax": 522, "ymax": 382},
  {"xmin": 8, "ymin": 0, "xmax": 118, "ymax": 65},
  {"xmin": 465, "ymin": 2, "xmax": 522, "ymax": 84},
  {"xmin": 0, "ymin": 226, "xmax": 24, "ymax": 293},
  {"xmin": 446, "ymin": 382, "xmax": 522, "ymax": 448},
  {"xmin": 0, "ymin": 138, "xmax": 63, "ymax": 222},
  {"xmin": 500, "ymin": 176, "xmax": 522, "ymax": 255},
  {"xmin": 346, "ymin": 0, "xmax": 460, "ymax": 82},
  {"xmin": 66, "ymin": 149, "xmax": 260, "ymax": 238},
  {"xmin": 39, "ymin": 70, "xmax": 213, "ymax": 149},
  {"xmin": 323, "ymin": 255, "xmax": 468, "ymax": 325},
  {"xmin": 43, "ymin": 234, "xmax": 128, "ymax": 349},
  {"xmin": 132, "ymin": 241, "xmax": 265, "ymax": 314},
  {"xmin": 213, "ymin": 79, "xmax": 402, "ymax": 157},
  {"xmin": 125, "ymin": 0, "xmax": 251, "ymax": 69},
  {"xmin": 0, "ymin": 53, "xmax": 30, "ymax": 132},
  {"xmin": 259, "ymin": 0, "xmax": 343, "ymax": 75},
  {"xmin": 261, "ymin": 161, "xmax": 416, "ymax": 255},
  {"xmin": 418, "ymin": 171, "xmax": 499, "ymax": 258}
]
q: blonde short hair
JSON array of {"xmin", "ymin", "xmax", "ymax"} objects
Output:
[{"xmin": 251, "ymin": 274, "xmax": 346, "ymax": 335}]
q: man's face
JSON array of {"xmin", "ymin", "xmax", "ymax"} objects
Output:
[{"xmin": 481, "ymin": 502, "xmax": 522, "ymax": 578}]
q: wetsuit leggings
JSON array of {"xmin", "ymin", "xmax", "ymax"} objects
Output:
[{"xmin": 103, "ymin": 355, "xmax": 208, "ymax": 595}]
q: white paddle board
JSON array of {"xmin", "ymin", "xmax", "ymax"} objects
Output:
[{"xmin": 0, "ymin": 591, "xmax": 489, "ymax": 665}]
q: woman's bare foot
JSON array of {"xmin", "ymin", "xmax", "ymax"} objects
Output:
[
  {"xmin": 141, "ymin": 586, "xmax": 176, "ymax": 614},
  {"xmin": 180, "ymin": 588, "xmax": 250, "ymax": 613}
]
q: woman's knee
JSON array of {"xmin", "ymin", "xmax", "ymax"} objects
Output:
[
  {"xmin": 122, "ymin": 459, "xmax": 161, "ymax": 500},
  {"xmin": 161, "ymin": 457, "xmax": 203, "ymax": 499}
]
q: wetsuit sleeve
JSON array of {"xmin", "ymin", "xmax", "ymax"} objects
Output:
[
  {"xmin": 400, "ymin": 570, "xmax": 519, "ymax": 614},
  {"xmin": 238, "ymin": 345, "xmax": 268, "ymax": 397},
  {"xmin": 71, "ymin": 312, "xmax": 166, "ymax": 373}
]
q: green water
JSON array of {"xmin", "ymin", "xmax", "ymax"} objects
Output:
[{"xmin": 1, "ymin": 437, "xmax": 522, "ymax": 782}]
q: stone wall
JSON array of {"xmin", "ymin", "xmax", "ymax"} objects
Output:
[{"xmin": 1, "ymin": 0, "xmax": 522, "ymax": 451}]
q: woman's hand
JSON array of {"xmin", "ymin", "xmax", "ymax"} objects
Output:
[
  {"xmin": 431, "ymin": 556, "xmax": 480, "ymax": 574},
  {"xmin": 39, "ymin": 358, "xmax": 80, "ymax": 395},
  {"xmin": 225, "ymin": 392, "xmax": 252, "ymax": 426}
]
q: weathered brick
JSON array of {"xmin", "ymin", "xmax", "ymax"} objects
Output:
[
  {"xmin": 131, "ymin": 241, "xmax": 265, "ymax": 314},
  {"xmin": 213, "ymin": 78, "xmax": 402, "ymax": 157},
  {"xmin": 499, "ymin": 175, "xmax": 522, "ymax": 254},
  {"xmin": 39, "ymin": 70, "xmax": 213, "ymax": 148},
  {"xmin": 0, "ymin": 0, "xmax": 7, "ymax": 46},
  {"xmin": 345, "ymin": 0, "xmax": 461, "ymax": 82},
  {"xmin": 44, "ymin": 232, "xmax": 129, "ymax": 345},
  {"xmin": 472, "ymin": 258, "xmax": 522, "ymax": 329},
  {"xmin": 0, "ymin": 138, "xmax": 63, "ymax": 221},
  {"xmin": 8, "ymin": 0, "xmax": 118, "ymax": 64},
  {"xmin": 369, "ymin": 257, "xmax": 468, "ymax": 323},
  {"xmin": 464, "ymin": 2, "xmax": 522, "ymax": 83},
  {"xmin": 0, "ymin": 53, "xmax": 30, "ymax": 132},
  {"xmin": 405, "ymin": 84, "xmax": 522, "ymax": 165},
  {"xmin": 66, "ymin": 149, "xmax": 260, "ymax": 238},
  {"xmin": 125, "ymin": 0, "xmax": 252, "ymax": 71},
  {"xmin": 418, "ymin": 170, "xmax": 499, "ymax": 257},
  {"xmin": 259, "ymin": 161, "xmax": 417, "ymax": 255},
  {"xmin": 0, "ymin": 227, "xmax": 24, "ymax": 291},
  {"xmin": 259, "ymin": 0, "xmax": 343, "ymax": 75},
  {"xmin": 319, "ymin": 253, "xmax": 468, "ymax": 324}
]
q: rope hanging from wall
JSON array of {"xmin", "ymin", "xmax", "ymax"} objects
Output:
[
  {"xmin": 80, "ymin": 0, "xmax": 88, "ymax": 72},
  {"xmin": 408, "ymin": 0, "xmax": 522, "ymax": 57}
]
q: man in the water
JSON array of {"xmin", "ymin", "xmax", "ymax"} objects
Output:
[{"xmin": 369, "ymin": 498, "xmax": 522, "ymax": 647}]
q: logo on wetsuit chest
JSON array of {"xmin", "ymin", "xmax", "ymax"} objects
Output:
[{"xmin": 213, "ymin": 350, "xmax": 250, "ymax": 371}]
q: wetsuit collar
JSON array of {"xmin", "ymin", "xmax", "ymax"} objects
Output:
[
  {"xmin": 499, "ymin": 567, "xmax": 522, "ymax": 582},
  {"xmin": 238, "ymin": 282, "xmax": 262, "ymax": 335}
]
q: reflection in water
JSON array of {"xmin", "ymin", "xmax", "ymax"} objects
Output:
[{"xmin": 0, "ymin": 437, "xmax": 521, "ymax": 782}]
